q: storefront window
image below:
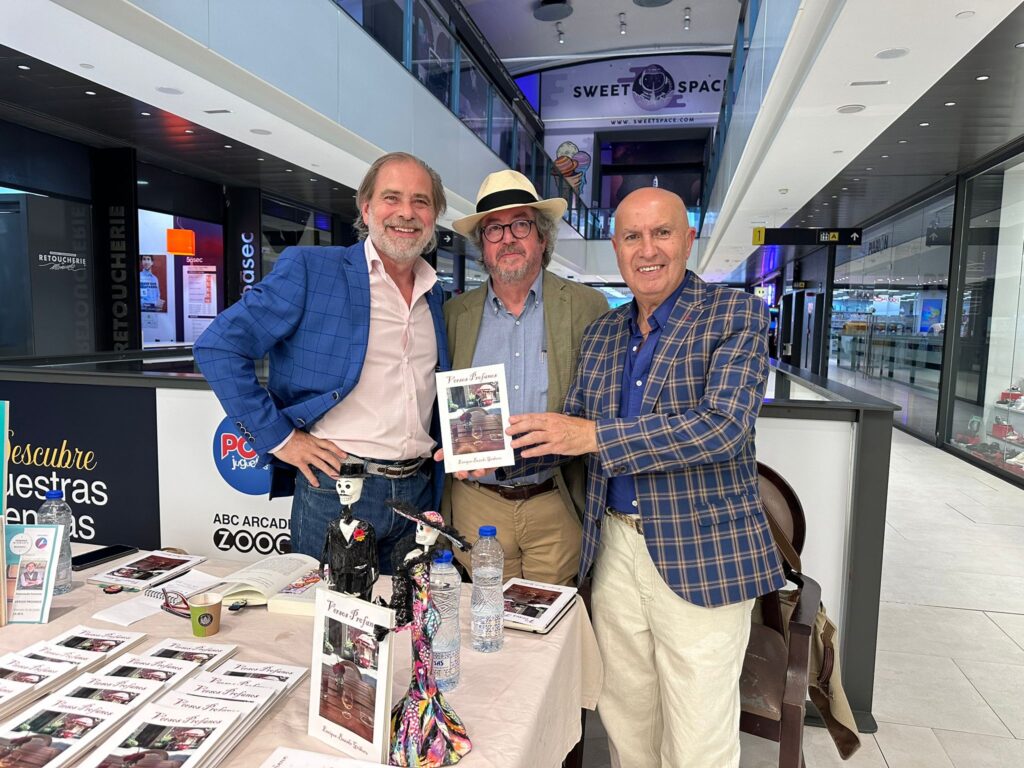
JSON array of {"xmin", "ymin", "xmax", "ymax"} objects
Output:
[
  {"xmin": 412, "ymin": 0, "xmax": 453, "ymax": 108},
  {"xmin": 261, "ymin": 197, "xmax": 333, "ymax": 277},
  {"xmin": 458, "ymin": 53, "xmax": 489, "ymax": 145},
  {"xmin": 947, "ymin": 159, "xmax": 1024, "ymax": 478},
  {"xmin": 338, "ymin": 0, "xmax": 406, "ymax": 62},
  {"xmin": 828, "ymin": 191, "xmax": 953, "ymax": 438}
]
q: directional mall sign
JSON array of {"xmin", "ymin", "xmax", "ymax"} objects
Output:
[{"xmin": 753, "ymin": 227, "xmax": 863, "ymax": 246}]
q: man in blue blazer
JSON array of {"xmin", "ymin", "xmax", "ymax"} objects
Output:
[
  {"xmin": 194, "ymin": 152, "xmax": 450, "ymax": 572},
  {"xmin": 508, "ymin": 188, "xmax": 785, "ymax": 767}
]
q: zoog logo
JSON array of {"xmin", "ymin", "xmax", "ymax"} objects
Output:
[{"xmin": 212, "ymin": 417, "xmax": 271, "ymax": 496}]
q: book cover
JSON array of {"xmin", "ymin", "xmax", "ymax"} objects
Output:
[
  {"xmin": 267, "ymin": 569, "xmax": 323, "ymax": 616},
  {"xmin": 93, "ymin": 653, "xmax": 200, "ymax": 687},
  {"xmin": 0, "ymin": 695, "xmax": 125, "ymax": 768},
  {"xmin": 308, "ymin": 589, "xmax": 395, "ymax": 763},
  {"xmin": 87, "ymin": 550, "xmax": 207, "ymax": 590},
  {"xmin": 52, "ymin": 673, "xmax": 165, "ymax": 709},
  {"xmin": 502, "ymin": 578, "xmax": 577, "ymax": 634},
  {"xmin": 49, "ymin": 626, "xmax": 146, "ymax": 659},
  {"xmin": 142, "ymin": 639, "xmax": 237, "ymax": 671},
  {"xmin": 436, "ymin": 364, "xmax": 515, "ymax": 474},
  {"xmin": 4, "ymin": 523, "xmax": 62, "ymax": 623},
  {"xmin": 212, "ymin": 660, "xmax": 308, "ymax": 690}
]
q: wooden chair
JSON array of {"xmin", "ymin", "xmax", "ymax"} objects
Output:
[{"xmin": 739, "ymin": 461, "xmax": 822, "ymax": 768}]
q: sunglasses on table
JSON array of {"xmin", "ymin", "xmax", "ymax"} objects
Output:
[{"xmin": 161, "ymin": 589, "xmax": 191, "ymax": 619}]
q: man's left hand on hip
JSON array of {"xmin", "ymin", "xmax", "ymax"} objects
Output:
[{"xmin": 507, "ymin": 413, "xmax": 598, "ymax": 457}]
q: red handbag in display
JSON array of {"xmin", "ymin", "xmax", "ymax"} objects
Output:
[{"xmin": 991, "ymin": 422, "xmax": 1013, "ymax": 439}]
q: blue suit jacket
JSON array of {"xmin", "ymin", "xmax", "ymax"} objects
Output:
[
  {"xmin": 565, "ymin": 272, "xmax": 785, "ymax": 607},
  {"xmin": 193, "ymin": 243, "xmax": 450, "ymax": 501}
]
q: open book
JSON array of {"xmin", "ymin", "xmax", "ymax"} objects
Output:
[
  {"xmin": 502, "ymin": 578, "xmax": 577, "ymax": 634},
  {"xmin": 215, "ymin": 553, "xmax": 321, "ymax": 607}
]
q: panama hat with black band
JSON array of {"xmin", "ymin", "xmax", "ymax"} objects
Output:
[{"xmin": 452, "ymin": 169, "xmax": 568, "ymax": 237}]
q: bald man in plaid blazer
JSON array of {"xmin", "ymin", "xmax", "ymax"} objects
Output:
[{"xmin": 508, "ymin": 188, "xmax": 785, "ymax": 767}]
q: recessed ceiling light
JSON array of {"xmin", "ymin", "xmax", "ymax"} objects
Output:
[
  {"xmin": 184, "ymin": 129, "xmax": 195, "ymax": 134},
  {"xmin": 17, "ymin": 64, "xmax": 30, "ymax": 71},
  {"xmin": 944, "ymin": 101, "xmax": 957, "ymax": 106},
  {"xmin": 136, "ymin": 180, "xmax": 149, "ymax": 185},
  {"xmin": 866, "ymin": 167, "xmax": 873, "ymax": 171},
  {"xmin": 140, "ymin": 111, "xmax": 151, "ymax": 116},
  {"xmin": 833, "ymin": 150, "xmax": 843, "ymax": 154},
  {"xmin": 976, "ymin": 75, "xmax": 990, "ymax": 81},
  {"xmin": 84, "ymin": 90, "xmax": 96, "ymax": 96},
  {"xmin": 823, "ymin": 202, "xmax": 830, "ymax": 206},
  {"xmin": 837, "ymin": 104, "xmax": 866, "ymax": 114},
  {"xmin": 955, "ymin": 10, "xmax": 975, "ymax": 19},
  {"xmin": 898, "ymin": 139, "xmax": 908, "ymax": 144},
  {"xmin": 223, "ymin": 144, "xmax": 232, "ymax": 149},
  {"xmin": 850, "ymin": 80, "xmax": 889, "ymax": 87},
  {"xmin": 157, "ymin": 86, "xmax": 183, "ymax": 95},
  {"xmin": 250, "ymin": 128, "xmax": 272, "ymax": 135},
  {"xmin": 311, "ymin": 163, "xmax": 319, "ymax": 167},
  {"xmin": 310, "ymin": 178, "xmax": 317, "ymax": 182},
  {"xmin": 853, "ymin": 178, "xmax": 860, "ymax": 181},
  {"xmin": 79, "ymin": 63, "xmax": 94, "ymax": 69},
  {"xmin": 876, "ymin": 47, "xmax": 910, "ymax": 59},
  {"xmin": 842, "ymin": 187, "xmax": 848, "ymax": 191},
  {"xmin": 881, "ymin": 154, "xmax": 889, "ymax": 158},
  {"xmin": 257, "ymin": 157, "xmax": 265, "ymax": 162},
  {"xmin": 919, "ymin": 121, "xmax": 930, "ymax": 127},
  {"xmin": 332, "ymin": 187, "xmax": 340, "ymax": 191},
  {"xmin": 778, "ymin": 188, "xmax": 789, "ymax": 194},
  {"xmin": 1016, "ymin": 42, "xmax": 1024, "ymax": 48},
  {"xmin": 285, "ymin": 169, "xmax": 293, "ymax": 173}
]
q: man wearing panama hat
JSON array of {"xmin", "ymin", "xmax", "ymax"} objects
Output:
[{"xmin": 442, "ymin": 170, "xmax": 607, "ymax": 585}]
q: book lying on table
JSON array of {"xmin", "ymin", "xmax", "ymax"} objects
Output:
[
  {"xmin": 51, "ymin": 673, "xmax": 166, "ymax": 708},
  {"xmin": 502, "ymin": 578, "xmax": 578, "ymax": 635},
  {"xmin": 86, "ymin": 550, "xmax": 207, "ymax": 590},
  {"xmin": 267, "ymin": 568, "xmax": 323, "ymax": 616},
  {"xmin": 211, "ymin": 660, "xmax": 308, "ymax": 690},
  {"xmin": 142, "ymin": 639, "xmax": 237, "ymax": 671},
  {"xmin": 0, "ymin": 695, "xmax": 127, "ymax": 768},
  {"xmin": 0, "ymin": 653, "xmax": 78, "ymax": 720},
  {"xmin": 259, "ymin": 746, "xmax": 387, "ymax": 768},
  {"xmin": 93, "ymin": 653, "xmax": 200, "ymax": 687},
  {"xmin": 214, "ymin": 553, "xmax": 321, "ymax": 607},
  {"xmin": 38, "ymin": 626, "xmax": 148, "ymax": 670}
]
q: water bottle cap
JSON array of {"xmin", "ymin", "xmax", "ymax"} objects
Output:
[
  {"xmin": 433, "ymin": 550, "xmax": 453, "ymax": 564},
  {"xmin": 478, "ymin": 525, "xmax": 497, "ymax": 537},
  {"xmin": 45, "ymin": 490, "xmax": 64, "ymax": 500}
]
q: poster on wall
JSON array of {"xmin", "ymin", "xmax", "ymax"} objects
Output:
[
  {"xmin": 139, "ymin": 254, "xmax": 167, "ymax": 313},
  {"xmin": 0, "ymin": 380, "xmax": 161, "ymax": 549},
  {"xmin": 539, "ymin": 54, "xmax": 730, "ymax": 130},
  {"xmin": 183, "ymin": 264, "xmax": 218, "ymax": 343},
  {"xmin": 156, "ymin": 389, "xmax": 292, "ymax": 563}
]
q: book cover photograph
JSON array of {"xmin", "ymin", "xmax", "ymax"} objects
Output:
[
  {"xmin": 502, "ymin": 578, "xmax": 577, "ymax": 634},
  {"xmin": 143, "ymin": 639, "xmax": 237, "ymax": 671},
  {"xmin": 55, "ymin": 674, "xmax": 165, "ymax": 708},
  {"xmin": 0, "ymin": 696, "xmax": 123, "ymax": 768},
  {"xmin": 308, "ymin": 590, "xmax": 395, "ymax": 763},
  {"xmin": 436, "ymin": 364, "xmax": 515, "ymax": 473},
  {"xmin": 95, "ymin": 654, "xmax": 199, "ymax": 686},
  {"xmin": 87, "ymin": 551, "xmax": 207, "ymax": 590}
]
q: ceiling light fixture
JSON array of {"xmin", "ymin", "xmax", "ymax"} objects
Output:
[
  {"xmin": 866, "ymin": 167, "xmax": 873, "ymax": 171},
  {"xmin": 898, "ymin": 138, "xmax": 908, "ymax": 144},
  {"xmin": 683, "ymin": 6, "xmax": 691, "ymax": 31},
  {"xmin": 156, "ymin": 86, "xmax": 183, "ymax": 95},
  {"xmin": 310, "ymin": 178, "xmax": 317, "ymax": 182},
  {"xmin": 634, "ymin": 0, "xmax": 673, "ymax": 6},
  {"xmin": 619, "ymin": 13, "xmax": 627, "ymax": 35},
  {"xmin": 919, "ymin": 121, "xmax": 930, "ymax": 127},
  {"xmin": 257, "ymin": 157, "xmax": 265, "ymax": 161},
  {"xmin": 250, "ymin": 128, "xmax": 272, "ymax": 135},
  {"xmin": 875, "ymin": 47, "xmax": 910, "ymax": 59},
  {"xmin": 136, "ymin": 180, "xmax": 149, "ymax": 185},
  {"xmin": 881, "ymin": 154, "xmax": 889, "ymax": 158},
  {"xmin": 556, "ymin": 22, "xmax": 565, "ymax": 44},
  {"xmin": 944, "ymin": 101, "xmax": 957, "ymax": 106},
  {"xmin": 533, "ymin": 0, "xmax": 572, "ymax": 21},
  {"xmin": 184, "ymin": 129, "xmax": 195, "ymax": 134},
  {"xmin": 955, "ymin": 10, "xmax": 975, "ymax": 19},
  {"xmin": 84, "ymin": 90, "xmax": 96, "ymax": 96},
  {"xmin": 79, "ymin": 63, "xmax": 94, "ymax": 69},
  {"xmin": 16, "ymin": 64, "xmax": 30, "ymax": 71},
  {"xmin": 850, "ymin": 80, "xmax": 889, "ymax": 87},
  {"xmin": 833, "ymin": 149, "xmax": 844, "ymax": 154},
  {"xmin": 285, "ymin": 168, "xmax": 293, "ymax": 173},
  {"xmin": 140, "ymin": 111, "xmax": 151, "ymax": 116},
  {"xmin": 837, "ymin": 104, "xmax": 866, "ymax": 114},
  {"xmin": 1016, "ymin": 42, "xmax": 1024, "ymax": 48},
  {"xmin": 976, "ymin": 75, "xmax": 990, "ymax": 81}
]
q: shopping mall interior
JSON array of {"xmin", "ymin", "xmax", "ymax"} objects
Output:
[{"xmin": 2, "ymin": 0, "xmax": 1024, "ymax": 766}]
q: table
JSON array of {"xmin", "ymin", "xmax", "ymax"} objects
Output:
[{"xmin": 0, "ymin": 556, "xmax": 604, "ymax": 768}]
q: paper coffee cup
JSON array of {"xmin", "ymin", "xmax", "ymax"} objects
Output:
[{"xmin": 189, "ymin": 592, "xmax": 223, "ymax": 637}]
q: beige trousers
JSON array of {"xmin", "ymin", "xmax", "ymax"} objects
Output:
[
  {"xmin": 450, "ymin": 479, "xmax": 582, "ymax": 586},
  {"xmin": 592, "ymin": 515, "xmax": 754, "ymax": 768}
]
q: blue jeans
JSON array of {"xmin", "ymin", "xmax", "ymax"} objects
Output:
[{"xmin": 290, "ymin": 466, "xmax": 427, "ymax": 575}]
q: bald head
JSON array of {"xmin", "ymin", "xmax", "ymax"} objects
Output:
[{"xmin": 611, "ymin": 186, "xmax": 696, "ymax": 319}]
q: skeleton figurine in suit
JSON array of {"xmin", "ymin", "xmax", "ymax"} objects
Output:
[{"xmin": 319, "ymin": 469, "xmax": 379, "ymax": 602}]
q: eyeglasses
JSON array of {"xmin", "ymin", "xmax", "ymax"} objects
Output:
[
  {"xmin": 481, "ymin": 219, "xmax": 535, "ymax": 243},
  {"xmin": 161, "ymin": 589, "xmax": 190, "ymax": 619}
]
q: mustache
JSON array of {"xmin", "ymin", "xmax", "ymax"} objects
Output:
[
  {"xmin": 496, "ymin": 245, "xmax": 526, "ymax": 257},
  {"xmin": 384, "ymin": 217, "xmax": 423, "ymax": 232}
]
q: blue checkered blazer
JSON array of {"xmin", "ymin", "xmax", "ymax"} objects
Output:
[
  {"xmin": 194, "ymin": 243, "xmax": 450, "ymax": 498},
  {"xmin": 567, "ymin": 272, "xmax": 784, "ymax": 607}
]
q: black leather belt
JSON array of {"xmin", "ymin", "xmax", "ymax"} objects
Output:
[
  {"xmin": 472, "ymin": 477, "xmax": 557, "ymax": 501},
  {"xmin": 341, "ymin": 456, "xmax": 425, "ymax": 479},
  {"xmin": 605, "ymin": 507, "xmax": 644, "ymax": 535}
]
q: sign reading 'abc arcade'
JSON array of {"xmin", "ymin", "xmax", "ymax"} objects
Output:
[{"xmin": 539, "ymin": 54, "xmax": 730, "ymax": 129}]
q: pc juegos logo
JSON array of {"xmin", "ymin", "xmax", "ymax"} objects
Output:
[{"xmin": 212, "ymin": 417, "xmax": 271, "ymax": 496}]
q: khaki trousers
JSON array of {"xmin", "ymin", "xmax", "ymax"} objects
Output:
[
  {"xmin": 592, "ymin": 515, "xmax": 754, "ymax": 768},
  {"xmin": 450, "ymin": 479, "xmax": 582, "ymax": 586}
]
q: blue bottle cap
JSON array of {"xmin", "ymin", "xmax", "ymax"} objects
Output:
[
  {"xmin": 45, "ymin": 490, "xmax": 64, "ymax": 500},
  {"xmin": 433, "ymin": 550, "xmax": 454, "ymax": 564},
  {"xmin": 479, "ymin": 525, "xmax": 497, "ymax": 537}
]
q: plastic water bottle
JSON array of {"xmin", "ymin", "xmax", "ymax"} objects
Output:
[
  {"xmin": 471, "ymin": 526, "xmax": 504, "ymax": 653},
  {"xmin": 36, "ymin": 490, "xmax": 74, "ymax": 595},
  {"xmin": 430, "ymin": 550, "xmax": 462, "ymax": 691}
]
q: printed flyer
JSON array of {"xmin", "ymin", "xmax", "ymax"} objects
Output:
[{"xmin": 3, "ymin": 523, "xmax": 62, "ymax": 623}]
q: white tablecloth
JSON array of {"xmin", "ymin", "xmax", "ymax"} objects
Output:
[{"xmin": 0, "ymin": 556, "xmax": 603, "ymax": 768}]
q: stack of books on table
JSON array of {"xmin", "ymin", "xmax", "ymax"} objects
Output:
[
  {"xmin": 141, "ymin": 638, "xmax": 238, "ymax": 671},
  {"xmin": 0, "ymin": 654, "xmax": 79, "ymax": 720},
  {"xmin": 75, "ymin": 660, "xmax": 308, "ymax": 768},
  {"xmin": 0, "ymin": 673, "xmax": 165, "ymax": 768},
  {"xmin": 23, "ymin": 627, "xmax": 148, "ymax": 672}
]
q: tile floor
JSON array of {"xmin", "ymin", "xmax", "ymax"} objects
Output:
[{"xmin": 579, "ymin": 428, "xmax": 1024, "ymax": 766}]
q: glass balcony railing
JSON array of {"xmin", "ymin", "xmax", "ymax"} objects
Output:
[{"xmin": 332, "ymin": 0, "xmax": 591, "ymax": 237}]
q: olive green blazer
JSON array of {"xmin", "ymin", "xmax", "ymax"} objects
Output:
[{"xmin": 441, "ymin": 270, "xmax": 609, "ymax": 522}]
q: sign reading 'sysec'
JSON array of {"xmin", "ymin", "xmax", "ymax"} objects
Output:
[{"xmin": 0, "ymin": 380, "xmax": 161, "ymax": 549}]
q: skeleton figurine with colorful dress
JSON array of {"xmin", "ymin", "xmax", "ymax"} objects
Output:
[
  {"xmin": 386, "ymin": 501, "xmax": 472, "ymax": 767},
  {"xmin": 318, "ymin": 471, "xmax": 379, "ymax": 602}
]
